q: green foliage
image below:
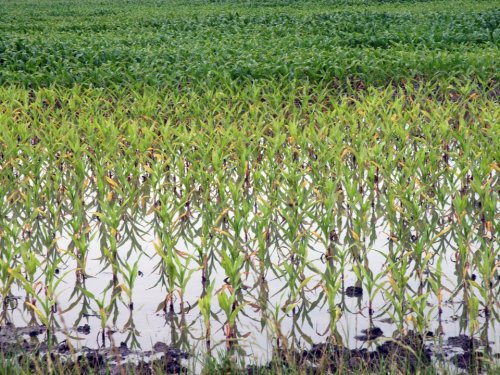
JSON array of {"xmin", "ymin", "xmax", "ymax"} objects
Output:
[{"xmin": 0, "ymin": 0, "xmax": 498, "ymax": 87}]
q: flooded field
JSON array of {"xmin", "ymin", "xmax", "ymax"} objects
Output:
[
  {"xmin": 1, "ymin": 84, "xmax": 498, "ymax": 373},
  {"xmin": 0, "ymin": 0, "xmax": 499, "ymax": 373}
]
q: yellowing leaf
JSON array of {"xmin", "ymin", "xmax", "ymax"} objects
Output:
[
  {"xmin": 431, "ymin": 226, "xmax": 451, "ymax": 243},
  {"xmin": 212, "ymin": 227, "xmax": 231, "ymax": 237},
  {"xmin": 105, "ymin": 176, "xmax": 119, "ymax": 189},
  {"xmin": 144, "ymin": 165, "xmax": 154, "ymax": 174},
  {"xmin": 340, "ymin": 147, "xmax": 352, "ymax": 160}
]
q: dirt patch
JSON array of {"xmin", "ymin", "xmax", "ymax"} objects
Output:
[{"xmin": 0, "ymin": 323, "xmax": 188, "ymax": 374}]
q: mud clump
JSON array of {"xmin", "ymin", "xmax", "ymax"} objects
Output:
[
  {"xmin": 446, "ymin": 335, "xmax": 488, "ymax": 372},
  {"xmin": 76, "ymin": 324, "xmax": 91, "ymax": 335},
  {"xmin": 376, "ymin": 331, "xmax": 432, "ymax": 372},
  {"xmin": 451, "ymin": 351, "xmax": 484, "ymax": 372},
  {"xmin": 355, "ymin": 326, "xmax": 384, "ymax": 341},
  {"xmin": 0, "ymin": 323, "xmax": 46, "ymax": 354},
  {"xmin": 447, "ymin": 335, "xmax": 480, "ymax": 351},
  {"xmin": 345, "ymin": 286, "xmax": 363, "ymax": 298}
]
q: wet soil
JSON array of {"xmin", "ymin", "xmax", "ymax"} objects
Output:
[
  {"xmin": 247, "ymin": 331, "xmax": 495, "ymax": 374},
  {"xmin": 0, "ymin": 322, "xmax": 188, "ymax": 374},
  {"xmin": 444, "ymin": 335, "xmax": 491, "ymax": 372},
  {"xmin": 0, "ymin": 322, "xmax": 497, "ymax": 374}
]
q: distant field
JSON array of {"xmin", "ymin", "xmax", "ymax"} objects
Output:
[
  {"xmin": 0, "ymin": 1, "xmax": 498, "ymax": 374},
  {"xmin": 0, "ymin": 0, "xmax": 498, "ymax": 86}
]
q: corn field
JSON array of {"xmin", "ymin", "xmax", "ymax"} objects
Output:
[{"xmin": 0, "ymin": 0, "xmax": 498, "ymax": 374}]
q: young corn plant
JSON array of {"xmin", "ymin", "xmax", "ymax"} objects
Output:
[
  {"xmin": 199, "ymin": 282, "xmax": 215, "ymax": 352},
  {"xmin": 217, "ymin": 286, "xmax": 247, "ymax": 351},
  {"xmin": 352, "ymin": 256, "xmax": 385, "ymax": 317},
  {"xmin": 79, "ymin": 287, "xmax": 119, "ymax": 347},
  {"xmin": 323, "ymin": 260, "xmax": 343, "ymax": 345}
]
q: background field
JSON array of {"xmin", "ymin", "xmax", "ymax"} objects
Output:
[{"xmin": 0, "ymin": 0, "xmax": 499, "ymax": 87}]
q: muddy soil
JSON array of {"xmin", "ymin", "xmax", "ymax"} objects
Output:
[
  {"xmin": 0, "ymin": 322, "xmax": 188, "ymax": 374},
  {"xmin": 0, "ymin": 322, "xmax": 497, "ymax": 374},
  {"xmin": 247, "ymin": 331, "xmax": 495, "ymax": 374}
]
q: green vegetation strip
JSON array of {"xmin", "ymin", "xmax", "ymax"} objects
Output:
[{"xmin": 0, "ymin": 0, "xmax": 498, "ymax": 87}]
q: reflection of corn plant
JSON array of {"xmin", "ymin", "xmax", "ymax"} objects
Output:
[
  {"xmin": 123, "ymin": 310, "xmax": 140, "ymax": 349},
  {"xmin": 175, "ymin": 252, "xmax": 196, "ymax": 310},
  {"xmin": 95, "ymin": 195, "xmax": 128, "ymax": 283},
  {"xmin": 67, "ymin": 278, "xmax": 94, "ymax": 328},
  {"xmin": 278, "ymin": 258, "xmax": 304, "ymax": 314},
  {"xmin": 255, "ymin": 196, "xmax": 273, "ymax": 273},
  {"xmin": 266, "ymin": 301, "xmax": 290, "ymax": 356},
  {"xmin": 194, "ymin": 204, "xmax": 216, "ymax": 291},
  {"xmin": 343, "ymin": 176, "xmax": 364, "ymax": 255},
  {"xmin": 66, "ymin": 182, "xmax": 90, "ymax": 277},
  {"xmin": 283, "ymin": 269, "xmax": 315, "ymax": 316}
]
